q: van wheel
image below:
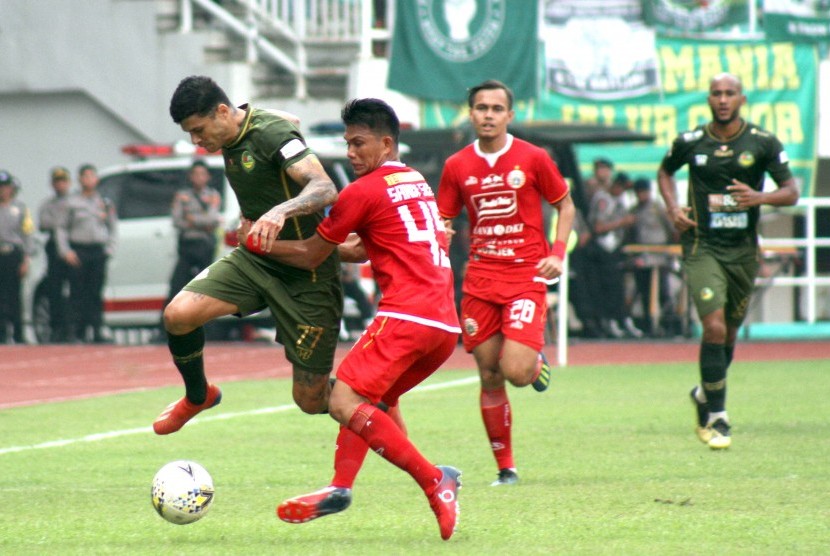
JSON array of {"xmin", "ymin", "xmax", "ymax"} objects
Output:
[{"xmin": 32, "ymin": 280, "xmax": 52, "ymax": 344}]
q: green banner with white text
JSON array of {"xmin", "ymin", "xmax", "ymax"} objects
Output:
[
  {"xmin": 422, "ymin": 37, "xmax": 818, "ymax": 196},
  {"xmin": 764, "ymin": 0, "xmax": 830, "ymax": 42},
  {"xmin": 387, "ymin": 0, "xmax": 538, "ymax": 102}
]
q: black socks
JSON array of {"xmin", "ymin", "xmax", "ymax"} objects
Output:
[
  {"xmin": 168, "ymin": 327, "xmax": 207, "ymax": 404},
  {"xmin": 700, "ymin": 342, "xmax": 727, "ymax": 413}
]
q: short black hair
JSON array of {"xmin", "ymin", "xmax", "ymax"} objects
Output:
[
  {"xmin": 593, "ymin": 157, "xmax": 613, "ymax": 170},
  {"xmin": 341, "ymin": 98, "xmax": 400, "ymax": 144},
  {"xmin": 78, "ymin": 163, "xmax": 97, "ymax": 175},
  {"xmin": 467, "ymin": 79, "xmax": 514, "ymax": 110},
  {"xmin": 613, "ymin": 172, "xmax": 630, "ymax": 185},
  {"xmin": 633, "ymin": 178, "xmax": 651, "ymax": 191},
  {"xmin": 190, "ymin": 159, "xmax": 209, "ymax": 172},
  {"xmin": 169, "ymin": 76, "xmax": 232, "ymax": 124}
]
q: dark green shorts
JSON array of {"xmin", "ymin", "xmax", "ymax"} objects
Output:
[
  {"xmin": 682, "ymin": 250, "xmax": 759, "ymax": 326},
  {"xmin": 184, "ymin": 248, "xmax": 343, "ymax": 373}
]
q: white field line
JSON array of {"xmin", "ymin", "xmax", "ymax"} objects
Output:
[{"xmin": 0, "ymin": 375, "xmax": 479, "ymax": 456}]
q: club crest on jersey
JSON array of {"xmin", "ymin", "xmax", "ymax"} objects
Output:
[
  {"xmin": 700, "ymin": 287, "xmax": 714, "ymax": 302},
  {"xmin": 464, "ymin": 318, "xmax": 479, "ymax": 337},
  {"xmin": 506, "ymin": 167, "xmax": 526, "ymax": 189},
  {"xmin": 241, "ymin": 151, "xmax": 255, "ymax": 172},
  {"xmin": 738, "ymin": 151, "xmax": 755, "ymax": 167},
  {"xmin": 694, "ymin": 154, "xmax": 708, "ymax": 166}
]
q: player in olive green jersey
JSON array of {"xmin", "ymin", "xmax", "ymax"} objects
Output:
[
  {"xmin": 657, "ymin": 72, "xmax": 799, "ymax": 449},
  {"xmin": 153, "ymin": 75, "xmax": 343, "ymax": 435}
]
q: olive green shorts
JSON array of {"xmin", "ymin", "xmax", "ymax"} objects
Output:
[
  {"xmin": 682, "ymin": 250, "xmax": 759, "ymax": 326},
  {"xmin": 184, "ymin": 248, "xmax": 343, "ymax": 374}
]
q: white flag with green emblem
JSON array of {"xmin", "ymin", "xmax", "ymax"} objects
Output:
[{"xmin": 387, "ymin": 0, "xmax": 538, "ymax": 102}]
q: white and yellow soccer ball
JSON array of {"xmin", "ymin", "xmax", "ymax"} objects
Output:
[{"xmin": 151, "ymin": 460, "xmax": 215, "ymax": 524}]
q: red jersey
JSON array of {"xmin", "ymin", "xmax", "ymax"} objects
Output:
[
  {"xmin": 317, "ymin": 162, "xmax": 460, "ymax": 333},
  {"xmin": 437, "ymin": 135, "xmax": 569, "ymax": 282}
]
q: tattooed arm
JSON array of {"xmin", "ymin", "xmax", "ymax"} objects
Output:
[{"xmin": 249, "ymin": 154, "xmax": 339, "ymax": 251}]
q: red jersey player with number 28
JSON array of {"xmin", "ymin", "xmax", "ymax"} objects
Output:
[
  {"xmin": 243, "ymin": 98, "xmax": 462, "ymax": 540},
  {"xmin": 437, "ymin": 80, "xmax": 575, "ymax": 486}
]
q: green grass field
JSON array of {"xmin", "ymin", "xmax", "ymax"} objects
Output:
[{"xmin": 1, "ymin": 358, "xmax": 829, "ymax": 555}]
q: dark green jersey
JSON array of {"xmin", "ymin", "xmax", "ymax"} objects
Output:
[
  {"xmin": 222, "ymin": 105, "xmax": 338, "ymax": 280},
  {"xmin": 661, "ymin": 121, "xmax": 793, "ymax": 261}
]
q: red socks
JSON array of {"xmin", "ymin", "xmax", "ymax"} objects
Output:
[
  {"xmin": 348, "ymin": 403, "xmax": 440, "ymax": 492},
  {"xmin": 331, "ymin": 426, "xmax": 369, "ymax": 489},
  {"xmin": 330, "ymin": 404, "xmax": 407, "ymax": 489},
  {"xmin": 480, "ymin": 387, "xmax": 514, "ymax": 470}
]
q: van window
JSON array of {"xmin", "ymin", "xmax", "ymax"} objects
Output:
[{"xmin": 98, "ymin": 169, "xmax": 226, "ymax": 220}]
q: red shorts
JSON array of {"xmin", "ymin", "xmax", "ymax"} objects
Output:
[
  {"xmin": 460, "ymin": 273, "xmax": 548, "ymax": 353},
  {"xmin": 335, "ymin": 316, "xmax": 458, "ymax": 407}
]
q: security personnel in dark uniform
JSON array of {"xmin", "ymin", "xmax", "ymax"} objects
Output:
[
  {"xmin": 37, "ymin": 166, "xmax": 73, "ymax": 342},
  {"xmin": 55, "ymin": 164, "xmax": 118, "ymax": 343},
  {"xmin": 165, "ymin": 159, "xmax": 221, "ymax": 305},
  {"xmin": 0, "ymin": 170, "xmax": 35, "ymax": 344}
]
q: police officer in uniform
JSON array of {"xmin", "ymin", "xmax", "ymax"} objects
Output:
[
  {"xmin": 37, "ymin": 166, "xmax": 73, "ymax": 342},
  {"xmin": 55, "ymin": 164, "xmax": 118, "ymax": 343},
  {"xmin": 0, "ymin": 170, "xmax": 35, "ymax": 344},
  {"xmin": 166, "ymin": 159, "xmax": 221, "ymax": 306}
]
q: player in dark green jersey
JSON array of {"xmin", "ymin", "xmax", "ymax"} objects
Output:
[
  {"xmin": 152, "ymin": 75, "xmax": 343, "ymax": 435},
  {"xmin": 657, "ymin": 72, "xmax": 799, "ymax": 450}
]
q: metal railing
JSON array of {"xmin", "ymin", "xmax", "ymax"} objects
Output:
[
  {"xmin": 555, "ymin": 197, "xmax": 830, "ymax": 366},
  {"xmin": 177, "ymin": 0, "xmax": 391, "ymax": 97},
  {"xmin": 756, "ymin": 197, "xmax": 830, "ymax": 324}
]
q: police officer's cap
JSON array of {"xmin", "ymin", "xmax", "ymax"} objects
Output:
[
  {"xmin": 51, "ymin": 167, "xmax": 71, "ymax": 181},
  {"xmin": 0, "ymin": 170, "xmax": 14, "ymax": 186}
]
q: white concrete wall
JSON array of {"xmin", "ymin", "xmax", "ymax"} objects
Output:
[
  {"xmin": 0, "ymin": 91, "xmax": 144, "ymax": 217},
  {"xmin": 0, "ymin": 0, "xmax": 242, "ymax": 215}
]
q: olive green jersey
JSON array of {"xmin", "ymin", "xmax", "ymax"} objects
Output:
[
  {"xmin": 661, "ymin": 121, "xmax": 793, "ymax": 261},
  {"xmin": 222, "ymin": 104, "xmax": 339, "ymax": 281}
]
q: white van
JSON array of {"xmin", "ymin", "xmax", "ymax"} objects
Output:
[{"xmin": 29, "ymin": 135, "xmax": 356, "ymax": 343}]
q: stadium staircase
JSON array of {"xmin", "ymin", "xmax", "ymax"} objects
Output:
[{"xmin": 155, "ymin": 0, "xmax": 388, "ymax": 99}]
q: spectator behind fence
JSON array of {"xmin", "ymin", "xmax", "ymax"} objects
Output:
[
  {"xmin": 584, "ymin": 157, "xmax": 614, "ymax": 202},
  {"xmin": 586, "ymin": 172, "xmax": 643, "ymax": 339},
  {"xmin": 565, "ymin": 208, "xmax": 606, "ymax": 338},
  {"xmin": 628, "ymin": 178, "xmax": 677, "ymax": 336}
]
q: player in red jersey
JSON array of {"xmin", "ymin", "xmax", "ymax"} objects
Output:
[
  {"xmin": 437, "ymin": 80, "xmax": 575, "ymax": 486},
  {"xmin": 243, "ymin": 98, "xmax": 462, "ymax": 540}
]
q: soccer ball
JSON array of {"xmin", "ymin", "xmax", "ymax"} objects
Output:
[{"xmin": 151, "ymin": 460, "xmax": 215, "ymax": 524}]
